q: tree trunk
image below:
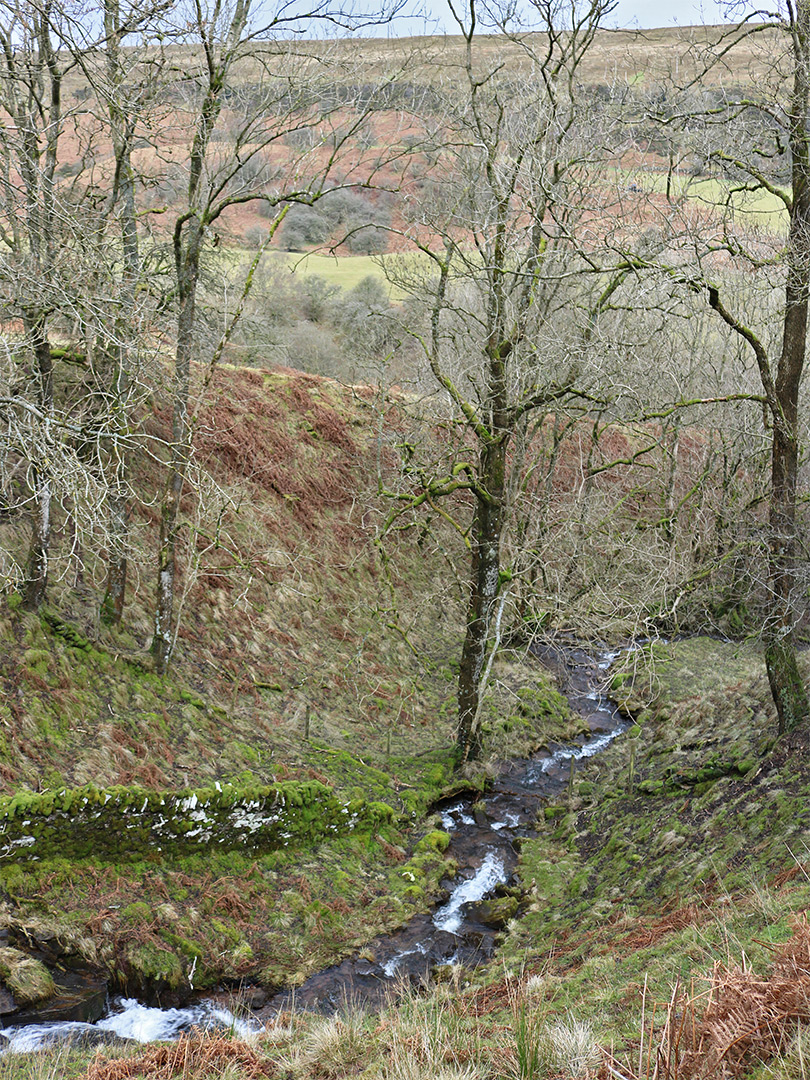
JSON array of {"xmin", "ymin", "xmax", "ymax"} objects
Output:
[
  {"xmin": 764, "ymin": 4, "xmax": 810, "ymax": 735},
  {"xmin": 765, "ymin": 376, "xmax": 809, "ymax": 734},
  {"xmin": 99, "ymin": 0, "xmax": 140, "ymax": 627},
  {"xmin": 456, "ymin": 438, "xmax": 506, "ymax": 763},
  {"xmin": 100, "ymin": 212, "xmax": 137, "ymax": 625},
  {"xmin": 24, "ymin": 471, "xmax": 51, "ymax": 610},
  {"xmin": 101, "ymin": 490, "xmax": 128, "ymax": 625},
  {"xmin": 152, "ymin": 462, "xmax": 184, "ymax": 673},
  {"xmin": 22, "ymin": 319, "xmax": 53, "ymax": 611},
  {"xmin": 151, "ymin": 230, "xmax": 199, "ymax": 673}
]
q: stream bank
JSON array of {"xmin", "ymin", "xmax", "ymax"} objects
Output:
[
  {"xmin": 256, "ymin": 641, "xmax": 627, "ymax": 1016},
  {"xmin": 1, "ymin": 640, "xmax": 627, "ymax": 1049},
  {"xmin": 6, "ymin": 637, "xmax": 809, "ymax": 1080}
]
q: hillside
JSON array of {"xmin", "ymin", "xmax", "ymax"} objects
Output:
[
  {"xmin": 0, "ymin": 362, "xmax": 807, "ymax": 1079},
  {"xmin": 3, "ymin": 8, "xmax": 810, "ymax": 1077},
  {"xmin": 0, "ymin": 363, "xmax": 594, "ymax": 1005}
]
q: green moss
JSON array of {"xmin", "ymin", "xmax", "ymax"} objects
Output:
[
  {"xmin": 40, "ymin": 611, "xmax": 92, "ymax": 651},
  {"xmin": 231, "ymin": 941, "xmax": 254, "ymax": 964},
  {"xmin": 23, "ymin": 648, "xmax": 52, "ymax": 675},
  {"xmin": 401, "ymin": 884, "xmax": 425, "ymax": 903},
  {"xmin": 414, "ymin": 829, "xmax": 451, "ymax": 853},
  {"xmin": 121, "ymin": 902, "xmax": 153, "ymax": 925},
  {"xmin": 0, "ymin": 948, "xmax": 55, "ymax": 1005},
  {"xmin": 125, "ymin": 941, "xmax": 184, "ymax": 987},
  {"xmin": 178, "ymin": 689, "xmax": 206, "ymax": 709}
]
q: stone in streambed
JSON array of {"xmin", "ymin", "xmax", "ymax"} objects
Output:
[
  {"xmin": 472, "ymin": 895, "xmax": 519, "ymax": 929},
  {"xmin": 0, "ymin": 947, "xmax": 55, "ymax": 1006}
]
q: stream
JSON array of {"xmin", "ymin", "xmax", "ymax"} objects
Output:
[{"xmin": 2, "ymin": 641, "xmax": 627, "ymax": 1052}]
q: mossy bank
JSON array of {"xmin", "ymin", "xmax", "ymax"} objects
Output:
[{"xmin": 487, "ymin": 637, "xmax": 810, "ymax": 1070}]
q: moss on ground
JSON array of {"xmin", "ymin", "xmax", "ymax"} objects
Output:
[
  {"xmin": 5, "ymin": 367, "xmax": 810, "ymax": 1079},
  {"xmin": 0, "ymin": 807, "xmax": 460, "ymax": 994},
  {"xmin": 480, "ymin": 637, "xmax": 810, "ymax": 1069}
]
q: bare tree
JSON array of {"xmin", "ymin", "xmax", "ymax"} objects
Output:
[
  {"xmin": 94, "ymin": 0, "xmax": 163, "ymax": 625},
  {"xmin": 0, "ymin": 0, "xmax": 172, "ymax": 623},
  {"xmin": 0, "ymin": 0, "xmax": 72, "ymax": 609},
  {"xmin": 383, "ymin": 0, "xmax": 620, "ymax": 763},
  {"xmin": 630, "ymin": 11, "xmax": 810, "ymax": 733},
  {"xmin": 149, "ymin": 0, "xmax": 407, "ymax": 672}
]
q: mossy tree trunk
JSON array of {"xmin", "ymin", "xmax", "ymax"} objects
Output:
[
  {"xmin": 100, "ymin": 0, "xmax": 145, "ymax": 627},
  {"xmin": 764, "ymin": 22, "xmax": 810, "ymax": 732},
  {"xmin": 22, "ymin": 318, "xmax": 53, "ymax": 612},
  {"xmin": 700, "ymin": 3, "xmax": 810, "ymax": 734},
  {"xmin": 379, "ymin": 0, "xmax": 613, "ymax": 767},
  {"xmin": 763, "ymin": 2, "xmax": 810, "ymax": 735},
  {"xmin": 150, "ymin": 3, "xmax": 237, "ymax": 673},
  {"xmin": 457, "ymin": 435, "xmax": 507, "ymax": 764},
  {"xmin": 152, "ymin": 225, "xmax": 201, "ymax": 673}
]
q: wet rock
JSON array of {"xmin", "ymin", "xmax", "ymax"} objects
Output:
[
  {"xmin": 237, "ymin": 986, "xmax": 268, "ymax": 1010},
  {"xmin": 473, "ymin": 896, "xmax": 519, "ymax": 929},
  {"xmin": 0, "ymin": 987, "xmax": 15, "ymax": 1015},
  {"xmin": 9, "ymin": 973, "xmax": 108, "ymax": 1025},
  {"xmin": 8, "ymin": 924, "xmax": 61, "ymax": 963},
  {"xmin": 458, "ymin": 930, "xmax": 487, "ymax": 950},
  {"xmin": 65, "ymin": 1029, "xmax": 136, "ymax": 1051},
  {"xmin": 0, "ymin": 948, "xmax": 55, "ymax": 1006},
  {"xmin": 428, "ymin": 931, "xmax": 458, "ymax": 958},
  {"xmin": 0, "ymin": 1025, "xmax": 134, "ymax": 1052}
]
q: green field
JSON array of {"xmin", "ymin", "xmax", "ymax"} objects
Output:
[
  {"xmin": 224, "ymin": 248, "xmax": 430, "ymax": 301},
  {"xmin": 622, "ymin": 167, "xmax": 789, "ymax": 232},
  {"xmin": 265, "ymin": 250, "xmax": 394, "ymax": 291}
]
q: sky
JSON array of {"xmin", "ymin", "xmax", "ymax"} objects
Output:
[
  {"xmin": 386, "ymin": 0, "xmax": 753, "ymax": 36},
  {"xmin": 608, "ymin": 0, "xmax": 735, "ymax": 28}
]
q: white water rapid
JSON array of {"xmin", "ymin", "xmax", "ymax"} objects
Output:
[{"xmin": 1, "ymin": 998, "xmax": 260, "ymax": 1054}]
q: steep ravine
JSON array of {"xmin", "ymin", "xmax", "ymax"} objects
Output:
[
  {"xmin": 1, "ymin": 641, "xmax": 628, "ymax": 1052},
  {"xmin": 258, "ymin": 641, "xmax": 627, "ymax": 1016}
]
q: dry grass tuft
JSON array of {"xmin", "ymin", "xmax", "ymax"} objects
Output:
[
  {"xmin": 298, "ymin": 1008, "xmax": 370, "ymax": 1078},
  {"xmin": 540, "ymin": 1018, "xmax": 601, "ymax": 1077},
  {"xmin": 80, "ymin": 1032, "xmax": 273, "ymax": 1080},
  {"xmin": 608, "ymin": 919, "xmax": 810, "ymax": 1080}
]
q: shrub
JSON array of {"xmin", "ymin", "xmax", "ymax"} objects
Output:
[{"xmin": 244, "ymin": 225, "xmax": 270, "ymax": 249}]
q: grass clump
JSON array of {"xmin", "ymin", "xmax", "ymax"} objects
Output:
[
  {"xmin": 81, "ymin": 1033, "xmax": 271, "ymax": 1079},
  {"xmin": 298, "ymin": 1006, "xmax": 370, "ymax": 1078},
  {"xmin": 0, "ymin": 947, "xmax": 55, "ymax": 1005}
]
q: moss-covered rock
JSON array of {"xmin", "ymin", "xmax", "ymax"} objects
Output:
[
  {"xmin": 475, "ymin": 895, "xmax": 518, "ymax": 928},
  {"xmin": 0, "ymin": 778, "xmax": 403, "ymax": 863},
  {"xmin": 0, "ymin": 947, "xmax": 55, "ymax": 1005}
]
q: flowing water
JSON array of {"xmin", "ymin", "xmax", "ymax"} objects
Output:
[
  {"xmin": 2, "ymin": 640, "xmax": 627, "ymax": 1050},
  {"xmin": 254, "ymin": 640, "xmax": 627, "ymax": 1016},
  {"xmin": 1, "ymin": 998, "xmax": 262, "ymax": 1053}
]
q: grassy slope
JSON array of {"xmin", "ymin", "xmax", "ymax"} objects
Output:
[
  {"xmin": 4, "ymin": 368, "xmax": 804, "ymax": 1047},
  {"xmin": 10, "ymin": 640, "xmax": 810, "ymax": 1080},
  {"xmin": 0, "ymin": 363, "xmax": 582, "ymax": 1002},
  {"xmin": 489, "ymin": 638, "xmax": 810, "ymax": 1079},
  {"xmin": 2, "ymin": 24, "xmax": 807, "ymax": 1080}
]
